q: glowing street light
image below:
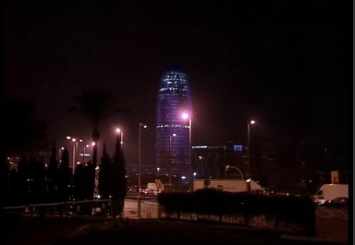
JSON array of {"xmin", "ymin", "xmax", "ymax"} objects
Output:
[
  {"xmin": 168, "ymin": 133, "xmax": 177, "ymax": 186},
  {"xmin": 180, "ymin": 111, "xmax": 192, "ymax": 176},
  {"xmin": 91, "ymin": 141, "xmax": 96, "ymax": 147},
  {"xmin": 115, "ymin": 127, "xmax": 124, "ymax": 145},
  {"xmin": 138, "ymin": 122, "xmax": 148, "ymax": 218},
  {"xmin": 181, "ymin": 112, "xmax": 189, "ymax": 121},
  {"xmin": 247, "ymin": 119, "xmax": 257, "ymax": 178},
  {"xmin": 66, "ymin": 136, "xmax": 71, "ymax": 140}
]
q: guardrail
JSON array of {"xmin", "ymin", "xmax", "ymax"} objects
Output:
[{"xmin": 1, "ymin": 199, "xmax": 112, "ymax": 217}]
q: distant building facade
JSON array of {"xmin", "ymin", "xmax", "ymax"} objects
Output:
[{"xmin": 156, "ymin": 68, "xmax": 192, "ymax": 177}]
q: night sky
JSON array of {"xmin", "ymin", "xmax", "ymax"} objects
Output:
[{"xmin": 3, "ymin": 1, "xmax": 349, "ymax": 165}]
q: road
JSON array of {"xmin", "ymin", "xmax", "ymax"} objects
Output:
[{"xmin": 123, "ymin": 198, "xmax": 159, "ymax": 219}]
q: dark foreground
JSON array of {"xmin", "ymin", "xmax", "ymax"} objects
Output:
[{"xmin": 1, "ymin": 216, "xmax": 347, "ymax": 245}]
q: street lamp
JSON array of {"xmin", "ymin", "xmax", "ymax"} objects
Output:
[
  {"xmin": 138, "ymin": 122, "xmax": 148, "ymax": 218},
  {"xmin": 181, "ymin": 111, "xmax": 192, "ymax": 177},
  {"xmin": 115, "ymin": 127, "xmax": 124, "ymax": 147},
  {"xmin": 247, "ymin": 120, "xmax": 256, "ymax": 178},
  {"xmin": 169, "ymin": 133, "xmax": 177, "ymax": 187},
  {"xmin": 66, "ymin": 137, "xmax": 77, "ymax": 175}
]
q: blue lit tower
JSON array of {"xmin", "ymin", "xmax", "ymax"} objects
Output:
[{"xmin": 156, "ymin": 67, "xmax": 192, "ymax": 178}]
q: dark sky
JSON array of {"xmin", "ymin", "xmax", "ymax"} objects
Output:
[{"xmin": 3, "ymin": 1, "xmax": 349, "ymax": 164}]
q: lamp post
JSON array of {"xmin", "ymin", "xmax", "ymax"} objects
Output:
[
  {"xmin": 247, "ymin": 120, "xmax": 256, "ymax": 178},
  {"xmin": 71, "ymin": 138, "xmax": 77, "ymax": 175},
  {"xmin": 138, "ymin": 123, "xmax": 147, "ymax": 218},
  {"xmin": 169, "ymin": 133, "xmax": 177, "ymax": 187},
  {"xmin": 116, "ymin": 127, "xmax": 124, "ymax": 146},
  {"xmin": 181, "ymin": 112, "xmax": 192, "ymax": 177},
  {"xmin": 157, "ymin": 167, "xmax": 160, "ymax": 177}
]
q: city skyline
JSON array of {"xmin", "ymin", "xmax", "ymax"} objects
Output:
[{"xmin": 3, "ymin": 1, "xmax": 348, "ymax": 171}]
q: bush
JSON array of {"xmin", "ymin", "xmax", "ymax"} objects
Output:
[{"xmin": 158, "ymin": 190, "xmax": 315, "ymax": 234}]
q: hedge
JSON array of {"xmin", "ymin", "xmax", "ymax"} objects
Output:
[{"xmin": 158, "ymin": 189, "xmax": 316, "ymax": 235}]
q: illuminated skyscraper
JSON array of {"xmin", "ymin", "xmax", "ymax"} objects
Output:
[{"xmin": 156, "ymin": 67, "xmax": 192, "ymax": 178}]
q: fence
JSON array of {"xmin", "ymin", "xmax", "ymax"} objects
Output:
[{"xmin": 1, "ymin": 199, "xmax": 112, "ymax": 217}]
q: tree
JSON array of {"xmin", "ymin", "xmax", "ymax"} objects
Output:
[
  {"xmin": 99, "ymin": 143, "xmax": 112, "ymax": 199},
  {"xmin": 48, "ymin": 145, "xmax": 59, "ymax": 201},
  {"xmin": 110, "ymin": 133, "xmax": 127, "ymax": 217},
  {"xmin": 0, "ymin": 153, "xmax": 9, "ymax": 207},
  {"xmin": 58, "ymin": 148, "xmax": 70, "ymax": 201}
]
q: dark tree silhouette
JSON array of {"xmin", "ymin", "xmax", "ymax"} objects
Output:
[
  {"xmin": 99, "ymin": 143, "xmax": 112, "ymax": 199},
  {"xmin": 111, "ymin": 133, "xmax": 127, "ymax": 217},
  {"xmin": 0, "ymin": 154, "xmax": 9, "ymax": 207},
  {"xmin": 58, "ymin": 148, "xmax": 71, "ymax": 201},
  {"xmin": 48, "ymin": 145, "xmax": 59, "ymax": 201}
]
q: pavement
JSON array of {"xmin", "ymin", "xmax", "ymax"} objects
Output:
[{"xmin": 2, "ymin": 217, "xmax": 346, "ymax": 245}]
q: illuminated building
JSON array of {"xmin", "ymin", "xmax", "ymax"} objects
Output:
[{"xmin": 156, "ymin": 67, "xmax": 192, "ymax": 178}]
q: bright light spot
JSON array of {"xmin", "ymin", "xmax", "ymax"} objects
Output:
[
  {"xmin": 250, "ymin": 120, "xmax": 256, "ymax": 125},
  {"xmin": 192, "ymin": 145, "xmax": 208, "ymax": 149},
  {"xmin": 246, "ymin": 178, "xmax": 252, "ymax": 183},
  {"xmin": 76, "ymin": 161, "xmax": 81, "ymax": 165},
  {"xmin": 79, "ymin": 139, "xmax": 83, "ymax": 142},
  {"xmin": 44, "ymin": 163, "xmax": 48, "ymax": 168},
  {"xmin": 97, "ymin": 194, "xmax": 101, "ymax": 199},
  {"xmin": 91, "ymin": 142, "xmax": 96, "ymax": 147},
  {"xmin": 95, "ymin": 166, "xmax": 99, "ymax": 170},
  {"xmin": 86, "ymin": 144, "xmax": 90, "ymax": 148},
  {"xmin": 181, "ymin": 176, "xmax": 186, "ymax": 180},
  {"xmin": 181, "ymin": 112, "xmax": 189, "ymax": 120},
  {"xmin": 157, "ymin": 167, "xmax": 160, "ymax": 171},
  {"xmin": 172, "ymin": 133, "xmax": 177, "ymax": 137},
  {"xmin": 198, "ymin": 155, "xmax": 203, "ymax": 160},
  {"xmin": 193, "ymin": 172, "xmax": 197, "ymax": 177},
  {"xmin": 60, "ymin": 146, "xmax": 65, "ymax": 151},
  {"xmin": 115, "ymin": 127, "xmax": 121, "ymax": 134},
  {"xmin": 143, "ymin": 124, "xmax": 148, "ymax": 128},
  {"xmin": 72, "ymin": 138, "xmax": 76, "ymax": 142},
  {"xmin": 66, "ymin": 136, "xmax": 71, "ymax": 140}
]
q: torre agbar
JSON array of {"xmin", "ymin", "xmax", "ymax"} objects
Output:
[{"xmin": 156, "ymin": 68, "xmax": 192, "ymax": 178}]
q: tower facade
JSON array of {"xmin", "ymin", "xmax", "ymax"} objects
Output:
[{"xmin": 156, "ymin": 68, "xmax": 192, "ymax": 178}]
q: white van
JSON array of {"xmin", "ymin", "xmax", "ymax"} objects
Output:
[
  {"xmin": 193, "ymin": 179, "xmax": 264, "ymax": 192},
  {"xmin": 314, "ymin": 184, "xmax": 348, "ymax": 205}
]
